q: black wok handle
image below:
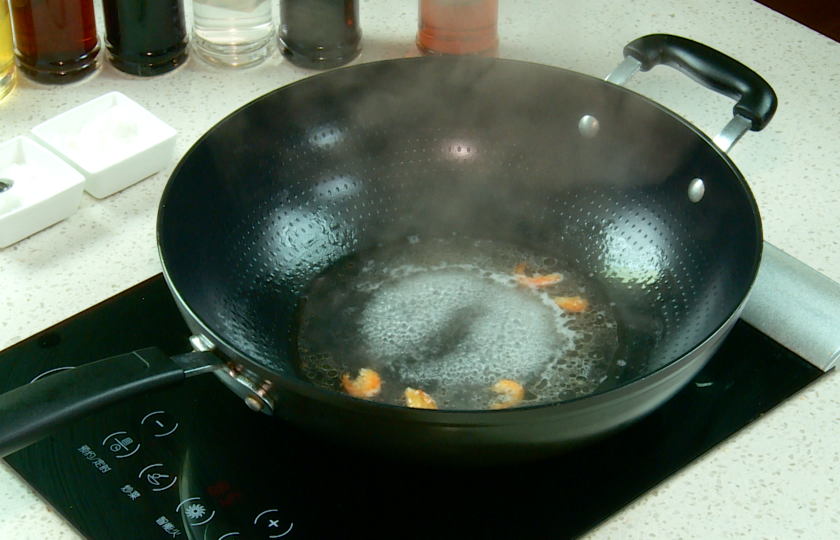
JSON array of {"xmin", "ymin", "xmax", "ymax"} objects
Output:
[
  {"xmin": 623, "ymin": 34, "xmax": 777, "ymax": 131},
  {"xmin": 0, "ymin": 348, "xmax": 217, "ymax": 458}
]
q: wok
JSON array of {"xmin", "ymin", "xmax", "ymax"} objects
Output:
[{"xmin": 0, "ymin": 35, "xmax": 776, "ymax": 464}]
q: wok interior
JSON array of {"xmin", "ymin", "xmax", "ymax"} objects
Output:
[{"xmin": 159, "ymin": 57, "xmax": 761, "ymax": 403}]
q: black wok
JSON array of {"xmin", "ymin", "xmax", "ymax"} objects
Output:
[{"xmin": 0, "ymin": 35, "xmax": 776, "ymax": 464}]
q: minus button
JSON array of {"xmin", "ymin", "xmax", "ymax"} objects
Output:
[{"xmin": 140, "ymin": 410, "xmax": 179, "ymax": 438}]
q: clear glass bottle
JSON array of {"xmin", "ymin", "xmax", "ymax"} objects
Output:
[
  {"xmin": 9, "ymin": 0, "xmax": 100, "ymax": 83},
  {"xmin": 102, "ymin": 0, "xmax": 189, "ymax": 76},
  {"xmin": 417, "ymin": 0, "xmax": 498, "ymax": 56},
  {"xmin": 0, "ymin": 0, "xmax": 14, "ymax": 101},
  {"xmin": 278, "ymin": 0, "xmax": 361, "ymax": 70},
  {"xmin": 192, "ymin": 0, "xmax": 274, "ymax": 67}
]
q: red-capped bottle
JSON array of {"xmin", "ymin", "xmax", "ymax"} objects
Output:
[{"xmin": 417, "ymin": 0, "xmax": 499, "ymax": 56}]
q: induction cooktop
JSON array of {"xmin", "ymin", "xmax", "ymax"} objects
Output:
[{"xmin": 0, "ymin": 274, "xmax": 824, "ymax": 539}]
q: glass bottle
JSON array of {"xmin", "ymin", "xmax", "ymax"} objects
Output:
[
  {"xmin": 278, "ymin": 0, "xmax": 361, "ymax": 70},
  {"xmin": 8, "ymin": 0, "xmax": 100, "ymax": 83},
  {"xmin": 417, "ymin": 0, "xmax": 498, "ymax": 56},
  {"xmin": 0, "ymin": 0, "xmax": 14, "ymax": 100},
  {"xmin": 102, "ymin": 0, "xmax": 188, "ymax": 76},
  {"xmin": 192, "ymin": 0, "xmax": 274, "ymax": 67}
]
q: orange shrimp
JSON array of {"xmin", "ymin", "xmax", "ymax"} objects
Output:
[
  {"xmin": 404, "ymin": 387, "xmax": 438, "ymax": 409},
  {"xmin": 341, "ymin": 368, "xmax": 382, "ymax": 399},
  {"xmin": 514, "ymin": 262, "xmax": 563, "ymax": 288},
  {"xmin": 554, "ymin": 295, "xmax": 589, "ymax": 313},
  {"xmin": 489, "ymin": 379, "xmax": 525, "ymax": 410}
]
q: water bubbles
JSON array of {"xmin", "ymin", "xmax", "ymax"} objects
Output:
[{"xmin": 296, "ymin": 236, "xmax": 619, "ymax": 409}]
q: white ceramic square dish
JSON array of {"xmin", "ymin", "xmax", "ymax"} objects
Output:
[
  {"xmin": 30, "ymin": 91, "xmax": 177, "ymax": 199},
  {"xmin": 0, "ymin": 136, "xmax": 86, "ymax": 248}
]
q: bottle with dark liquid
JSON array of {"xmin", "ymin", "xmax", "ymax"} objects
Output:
[
  {"xmin": 9, "ymin": 0, "xmax": 100, "ymax": 84},
  {"xmin": 278, "ymin": 0, "xmax": 361, "ymax": 70},
  {"xmin": 102, "ymin": 0, "xmax": 188, "ymax": 76},
  {"xmin": 417, "ymin": 0, "xmax": 498, "ymax": 56}
]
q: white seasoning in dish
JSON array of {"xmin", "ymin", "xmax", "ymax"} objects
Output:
[
  {"xmin": 49, "ymin": 105, "xmax": 146, "ymax": 171},
  {"xmin": 0, "ymin": 162, "xmax": 63, "ymax": 214}
]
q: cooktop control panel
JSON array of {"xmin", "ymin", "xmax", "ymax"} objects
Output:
[
  {"xmin": 18, "ymin": 370, "xmax": 306, "ymax": 540},
  {"xmin": 1, "ymin": 275, "xmax": 824, "ymax": 540}
]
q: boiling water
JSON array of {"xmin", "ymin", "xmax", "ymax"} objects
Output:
[{"xmin": 297, "ymin": 237, "xmax": 619, "ymax": 410}]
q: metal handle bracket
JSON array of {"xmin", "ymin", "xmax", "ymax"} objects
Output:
[{"xmin": 606, "ymin": 34, "xmax": 778, "ymax": 153}]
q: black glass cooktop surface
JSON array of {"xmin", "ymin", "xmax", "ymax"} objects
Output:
[{"xmin": 0, "ymin": 275, "xmax": 824, "ymax": 540}]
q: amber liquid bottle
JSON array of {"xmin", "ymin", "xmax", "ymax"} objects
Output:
[
  {"xmin": 9, "ymin": 0, "xmax": 100, "ymax": 83},
  {"xmin": 417, "ymin": 0, "xmax": 498, "ymax": 56}
]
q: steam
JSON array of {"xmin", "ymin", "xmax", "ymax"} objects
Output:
[{"xmin": 173, "ymin": 56, "xmax": 749, "ymax": 381}]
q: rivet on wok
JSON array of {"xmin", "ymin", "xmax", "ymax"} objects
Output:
[
  {"xmin": 578, "ymin": 115, "xmax": 600, "ymax": 138},
  {"xmin": 688, "ymin": 178, "xmax": 706, "ymax": 203},
  {"xmin": 244, "ymin": 395, "xmax": 264, "ymax": 412}
]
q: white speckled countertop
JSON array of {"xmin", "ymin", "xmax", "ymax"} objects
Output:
[{"xmin": 1, "ymin": 0, "xmax": 839, "ymax": 538}]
